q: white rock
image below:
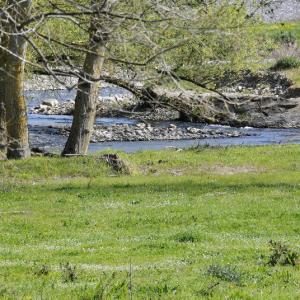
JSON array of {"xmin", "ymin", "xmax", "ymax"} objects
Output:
[
  {"xmin": 169, "ymin": 124, "xmax": 177, "ymax": 129},
  {"xmin": 42, "ymin": 99, "xmax": 59, "ymax": 107},
  {"xmin": 136, "ymin": 123, "xmax": 146, "ymax": 129},
  {"xmin": 187, "ymin": 127, "xmax": 201, "ymax": 134}
]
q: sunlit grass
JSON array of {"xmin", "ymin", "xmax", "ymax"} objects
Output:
[{"xmin": 0, "ymin": 145, "xmax": 300, "ymax": 298}]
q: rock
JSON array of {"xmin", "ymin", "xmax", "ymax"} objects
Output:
[
  {"xmin": 42, "ymin": 99, "xmax": 59, "ymax": 107},
  {"xmin": 284, "ymin": 87, "xmax": 300, "ymax": 98},
  {"xmin": 136, "ymin": 123, "xmax": 146, "ymax": 129},
  {"xmin": 187, "ymin": 127, "xmax": 201, "ymax": 134},
  {"xmin": 169, "ymin": 124, "xmax": 177, "ymax": 129},
  {"xmin": 99, "ymin": 153, "xmax": 131, "ymax": 174}
]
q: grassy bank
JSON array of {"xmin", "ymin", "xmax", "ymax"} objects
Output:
[{"xmin": 0, "ymin": 145, "xmax": 300, "ymax": 299}]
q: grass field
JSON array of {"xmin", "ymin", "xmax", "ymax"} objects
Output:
[
  {"xmin": 1, "ymin": 145, "xmax": 300, "ymax": 299},
  {"xmin": 254, "ymin": 21, "xmax": 300, "ymax": 86},
  {"xmin": 256, "ymin": 22, "xmax": 300, "ymax": 44}
]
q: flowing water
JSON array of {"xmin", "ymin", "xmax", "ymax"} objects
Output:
[{"xmin": 26, "ymin": 89, "xmax": 300, "ymax": 153}]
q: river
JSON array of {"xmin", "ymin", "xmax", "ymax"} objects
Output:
[{"xmin": 26, "ymin": 89, "xmax": 300, "ymax": 153}]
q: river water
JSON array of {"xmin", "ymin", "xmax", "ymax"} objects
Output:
[{"xmin": 26, "ymin": 89, "xmax": 300, "ymax": 153}]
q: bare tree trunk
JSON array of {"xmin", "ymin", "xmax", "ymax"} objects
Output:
[
  {"xmin": 0, "ymin": 52, "xmax": 7, "ymax": 160},
  {"xmin": 0, "ymin": 102, "xmax": 7, "ymax": 160},
  {"xmin": 62, "ymin": 1, "xmax": 108, "ymax": 155},
  {"xmin": 0, "ymin": 5, "xmax": 8, "ymax": 160},
  {"xmin": 4, "ymin": 0, "xmax": 31, "ymax": 159}
]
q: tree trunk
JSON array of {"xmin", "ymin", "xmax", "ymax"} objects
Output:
[
  {"xmin": 0, "ymin": 103, "xmax": 7, "ymax": 160},
  {"xmin": 62, "ymin": 1, "xmax": 108, "ymax": 155},
  {"xmin": 0, "ymin": 45, "xmax": 7, "ymax": 160},
  {"xmin": 0, "ymin": 4, "xmax": 8, "ymax": 160},
  {"xmin": 4, "ymin": 0, "xmax": 31, "ymax": 159}
]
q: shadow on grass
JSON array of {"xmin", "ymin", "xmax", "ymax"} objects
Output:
[{"xmin": 50, "ymin": 179, "xmax": 300, "ymax": 195}]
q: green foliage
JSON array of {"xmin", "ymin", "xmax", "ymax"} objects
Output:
[
  {"xmin": 25, "ymin": 0, "xmax": 267, "ymax": 89},
  {"xmin": 174, "ymin": 231, "xmax": 199, "ymax": 243},
  {"xmin": 33, "ymin": 264, "xmax": 50, "ymax": 276},
  {"xmin": 256, "ymin": 22, "xmax": 300, "ymax": 46},
  {"xmin": 273, "ymin": 31, "xmax": 297, "ymax": 45},
  {"xmin": 206, "ymin": 264, "xmax": 242, "ymax": 284},
  {"xmin": 271, "ymin": 56, "xmax": 300, "ymax": 70},
  {"xmin": 267, "ymin": 240, "xmax": 298, "ymax": 266},
  {"xmin": 60, "ymin": 262, "xmax": 77, "ymax": 283},
  {"xmin": 82, "ymin": 272, "xmax": 129, "ymax": 299}
]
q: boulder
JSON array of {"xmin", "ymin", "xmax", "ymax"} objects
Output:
[{"xmin": 42, "ymin": 99, "xmax": 59, "ymax": 107}]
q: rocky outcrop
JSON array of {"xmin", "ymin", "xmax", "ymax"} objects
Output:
[
  {"xmin": 173, "ymin": 92, "xmax": 300, "ymax": 128},
  {"xmin": 30, "ymin": 88, "xmax": 300, "ymax": 128}
]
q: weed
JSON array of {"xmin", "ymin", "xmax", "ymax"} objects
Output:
[
  {"xmin": 136, "ymin": 281, "xmax": 178, "ymax": 297},
  {"xmin": 206, "ymin": 264, "xmax": 241, "ymax": 284},
  {"xmin": 271, "ymin": 56, "xmax": 300, "ymax": 70},
  {"xmin": 174, "ymin": 231, "xmax": 198, "ymax": 243},
  {"xmin": 197, "ymin": 282, "xmax": 220, "ymax": 297},
  {"xmin": 83, "ymin": 272, "xmax": 129, "ymax": 299},
  {"xmin": 33, "ymin": 264, "xmax": 50, "ymax": 276},
  {"xmin": 187, "ymin": 143, "xmax": 210, "ymax": 152},
  {"xmin": 60, "ymin": 262, "xmax": 77, "ymax": 283},
  {"xmin": 273, "ymin": 31, "xmax": 297, "ymax": 46},
  {"xmin": 267, "ymin": 240, "xmax": 298, "ymax": 266},
  {"xmin": 99, "ymin": 154, "xmax": 132, "ymax": 175}
]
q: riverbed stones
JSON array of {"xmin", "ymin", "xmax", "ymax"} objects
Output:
[{"xmin": 59, "ymin": 122, "xmax": 246, "ymax": 142}]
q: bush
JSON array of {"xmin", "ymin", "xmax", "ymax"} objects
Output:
[
  {"xmin": 267, "ymin": 240, "xmax": 298, "ymax": 266},
  {"xmin": 206, "ymin": 264, "xmax": 241, "ymax": 284},
  {"xmin": 174, "ymin": 231, "xmax": 199, "ymax": 243},
  {"xmin": 271, "ymin": 56, "xmax": 300, "ymax": 70},
  {"xmin": 273, "ymin": 31, "xmax": 297, "ymax": 46},
  {"xmin": 60, "ymin": 262, "xmax": 77, "ymax": 283}
]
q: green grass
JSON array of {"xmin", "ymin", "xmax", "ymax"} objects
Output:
[
  {"xmin": 255, "ymin": 21, "xmax": 300, "ymax": 45},
  {"xmin": 1, "ymin": 145, "xmax": 300, "ymax": 299}
]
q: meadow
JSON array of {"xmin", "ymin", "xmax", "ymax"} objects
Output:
[{"xmin": 0, "ymin": 145, "xmax": 300, "ymax": 299}]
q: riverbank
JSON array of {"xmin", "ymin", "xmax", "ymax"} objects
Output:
[
  {"xmin": 24, "ymin": 69, "xmax": 300, "ymax": 152},
  {"xmin": 1, "ymin": 145, "xmax": 300, "ymax": 299}
]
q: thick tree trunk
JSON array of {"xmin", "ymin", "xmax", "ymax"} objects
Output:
[
  {"xmin": 62, "ymin": 1, "xmax": 108, "ymax": 155},
  {"xmin": 0, "ymin": 51, "xmax": 7, "ymax": 160},
  {"xmin": 0, "ymin": 8, "xmax": 8, "ymax": 160},
  {"xmin": 4, "ymin": 0, "xmax": 31, "ymax": 159}
]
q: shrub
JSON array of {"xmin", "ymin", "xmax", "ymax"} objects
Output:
[
  {"xmin": 271, "ymin": 56, "xmax": 300, "ymax": 71},
  {"xmin": 33, "ymin": 264, "xmax": 50, "ymax": 276},
  {"xmin": 206, "ymin": 264, "xmax": 241, "ymax": 284},
  {"xmin": 81, "ymin": 272, "xmax": 129, "ymax": 299},
  {"xmin": 60, "ymin": 262, "xmax": 77, "ymax": 283},
  {"xmin": 267, "ymin": 240, "xmax": 298, "ymax": 266},
  {"xmin": 174, "ymin": 231, "xmax": 198, "ymax": 243},
  {"xmin": 273, "ymin": 31, "xmax": 297, "ymax": 46}
]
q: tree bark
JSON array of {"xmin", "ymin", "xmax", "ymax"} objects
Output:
[
  {"xmin": 0, "ymin": 2, "xmax": 9, "ymax": 160},
  {"xmin": 62, "ymin": 1, "xmax": 108, "ymax": 155},
  {"xmin": 4, "ymin": 0, "xmax": 31, "ymax": 159},
  {"xmin": 0, "ymin": 37, "xmax": 7, "ymax": 160},
  {"xmin": 0, "ymin": 102, "xmax": 7, "ymax": 160}
]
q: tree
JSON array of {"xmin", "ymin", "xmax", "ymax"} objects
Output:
[
  {"xmin": 61, "ymin": 0, "xmax": 267, "ymax": 155},
  {"xmin": 0, "ymin": 5, "xmax": 7, "ymax": 160},
  {"xmin": 62, "ymin": 0, "xmax": 111, "ymax": 155},
  {"xmin": 1, "ymin": 0, "xmax": 32, "ymax": 158},
  {"xmin": 0, "ymin": 0, "xmax": 272, "ymax": 157}
]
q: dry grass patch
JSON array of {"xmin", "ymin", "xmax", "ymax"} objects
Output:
[{"xmin": 201, "ymin": 164, "xmax": 266, "ymax": 175}]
